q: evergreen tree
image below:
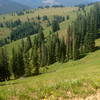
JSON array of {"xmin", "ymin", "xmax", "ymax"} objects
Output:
[
  {"xmin": 38, "ymin": 29, "xmax": 45, "ymax": 67},
  {"xmin": 72, "ymin": 19, "xmax": 80, "ymax": 60},
  {"xmin": 60, "ymin": 37, "xmax": 66, "ymax": 63},
  {"xmin": 66, "ymin": 25, "xmax": 73, "ymax": 60},
  {"xmin": 84, "ymin": 32, "xmax": 95, "ymax": 53},
  {"xmin": 55, "ymin": 34, "xmax": 60, "ymax": 62},
  {"xmin": 12, "ymin": 46, "xmax": 25, "ymax": 78},
  {"xmin": 51, "ymin": 20, "xmax": 60, "ymax": 32},
  {"xmin": 47, "ymin": 35, "xmax": 56, "ymax": 65},
  {"xmin": 21, "ymin": 39, "xmax": 25, "ymax": 53},
  {"xmin": 24, "ymin": 52, "xmax": 32, "ymax": 77},
  {"xmin": 25, "ymin": 36, "xmax": 32, "ymax": 52},
  {"xmin": 31, "ymin": 36, "xmax": 40, "ymax": 75},
  {"xmin": 0, "ymin": 48, "xmax": 10, "ymax": 81}
]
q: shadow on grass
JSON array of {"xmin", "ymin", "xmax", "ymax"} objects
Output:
[
  {"xmin": 96, "ymin": 33, "xmax": 100, "ymax": 39},
  {"xmin": 0, "ymin": 79, "xmax": 20, "ymax": 87},
  {"xmin": 79, "ymin": 54, "xmax": 86, "ymax": 59},
  {"xmin": 0, "ymin": 81, "xmax": 20, "ymax": 87},
  {"xmin": 0, "ymin": 97, "xmax": 5, "ymax": 100},
  {"xmin": 95, "ymin": 46, "xmax": 100, "ymax": 51}
]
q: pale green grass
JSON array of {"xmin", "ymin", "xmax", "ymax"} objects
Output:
[
  {"xmin": 0, "ymin": 39, "xmax": 100, "ymax": 100},
  {"xmin": 0, "ymin": 27, "xmax": 11, "ymax": 39},
  {"xmin": 0, "ymin": 7, "xmax": 78, "ymax": 22}
]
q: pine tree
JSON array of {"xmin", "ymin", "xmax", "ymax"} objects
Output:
[
  {"xmin": 40, "ymin": 43, "xmax": 48, "ymax": 66},
  {"xmin": 55, "ymin": 34, "xmax": 60, "ymax": 62},
  {"xmin": 31, "ymin": 36, "xmax": 40, "ymax": 75},
  {"xmin": 84, "ymin": 32, "xmax": 95, "ymax": 53},
  {"xmin": 24, "ymin": 52, "xmax": 32, "ymax": 77},
  {"xmin": 12, "ymin": 46, "xmax": 25, "ymax": 78},
  {"xmin": 0, "ymin": 48, "xmax": 10, "ymax": 81},
  {"xmin": 66, "ymin": 25, "xmax": 73, "ymax": 60},
  {"xmin": 38, "ymin": 29, "xmax": 45, "ymax": 67},
  {"xmin": 47, "ymin": 35, "xmax": 56, "ymax": 65},
  {"xmin": 25, "ymin": 36, "xmax": 32, "ymax": 52},
  {"xmin": 51, "ymin": 20, "xmax": 60, "ymax": 32},
  {"xmin": 60, "ymin": 37, "xmax": 66, "ymax": 63},
  {"xmin": 72, "ymin": 20, "xmax": 80, "ymax": 60}
]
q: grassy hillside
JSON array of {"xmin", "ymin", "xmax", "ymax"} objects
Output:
[
  {"xmin": 0, "ymin": 7, "xmax": 78, "ymax": 22},
  {"xmin": 0, "ymin": 38, "xmax": 100, "ymax": 100},
  {"xmin": 0, "ymin": 7, "xmax": 78, "ymax": 40},
  {"xmin": 0, "ymin": 7, "xmax": 78, "ymax": 55},
  {"xmin": 12, "ymin": 0, "xmax": 91, "ymax": 8}
]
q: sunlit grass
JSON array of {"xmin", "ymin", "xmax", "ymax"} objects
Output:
[{"xmin": 0, "ymin": 39, "xmax": 100, "ymax": 100}]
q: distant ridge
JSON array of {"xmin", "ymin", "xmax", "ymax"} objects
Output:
[
  {"xmin": 0, "ymin": 0, "xmax": 30, "ymax": 14},
  {"xmin": 12, "ymin": 0, "xmax": 96, "ymax": 8},
  {"xmin": 0, "ymin": 0, "xmax": 99, "ymax": 14}
]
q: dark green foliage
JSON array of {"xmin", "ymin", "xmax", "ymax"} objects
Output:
[
  {"xmin": 42, "ymin": 15, "xmax": 48, "ymax": 21},
  {"xmin": 55, "ymin": 34, "xmax": 61, "ymax": 62},
  {"xmin": 52, "ymin": 5, "xmax": 64, "ymax": 8},
  {"xmin": 0, "ymin": 19, "xmax": 22, "ymax": 28},
  {"xmin": 66, "ymin": 15, "xmax": 70, "ymax": 20},
  {"xmin": 54, "ymin": 16, "xmax": 65, "ymax": 23},
  {"xmin": 37, "ymin": 29, "xmax": 46, "ymax": 67},
  {"xmin": 12, "ymin": 46, "xmax": 25, "ymax": 78},
  {"xmin": 31, "ymin": 36, "xmax": 40, "ymax": 75},
  {"xmin": 59, "ymin": 38, "xmax": 66, "ymax": 62},
  {"xmin": 16, "ymin": 11, "xmax": 25, "ymax": 16},
  {"xmin": 51, "ymin": 20, "xmax": 60, "ymax": 32},
  {"xmin": 66, "ymin": 25, "xmax": 73, "ymax": 60},
  {"xmin": 31, "ymin": 30, "xmax": 46, "ymax": 74},
  {"xmin": 46, "ymin": 35, "xmax": 56, "ymax": 65},
  {"xmin": 24, "ymin": 52, "xmax": 32, "ymax": 77},
  {"xmin": 37, "ymin": 15, "xmax": 41, "ymax": 20},
  {"xmin": 25, "ymin": 36, "xmax": 32, "ymax": 53},
  {"xmin": 0, "ymin": 48, "xmax": 10, "ymax": 82},
  {"xmin": 10, "ymin": 22, "xmax": 42, "ymax": 41},
  {"xmin": 84, "ymin": 33, "xmax": 95, "ymax": 53}
]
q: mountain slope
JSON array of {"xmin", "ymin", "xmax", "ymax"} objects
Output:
[
  {"xmin": 12, "ymin": 0, "xmax": 42, "ymax": 8},
  {"xmin": 0, "ymin": 0, "xmax": 30, "ymax": 14},
  {"xmin": 0, "ymin": 0, "xmax": 98, "ymax": 13},
  {"xmin": 12, "ymin": 0, "xmax": 97, "ymax": 8}
]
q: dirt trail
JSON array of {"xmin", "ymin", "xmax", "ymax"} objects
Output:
[
  {"xmin": 85, "ymin": 92, "xmax": 100, "ymax": 100},
  {"xmin": 69, "ymin": 91, "xmax": 100, "ymax": 100}
]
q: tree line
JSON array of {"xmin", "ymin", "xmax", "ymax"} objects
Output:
[
  {"xmin": 0, "ymin": 3, "xmax": 100, "ymax": 82},
  {"xmin": 0, "ymin": 15, "xmax": 67, "ymax": 47}
]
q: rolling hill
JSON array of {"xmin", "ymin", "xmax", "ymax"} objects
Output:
[
  {"xmin": 0, "ymin": 0, "xmax": 99, "ymax": 14},
  {"xmin": 0, "ymin": 0, "xmax": 30, "ymax": 14},
  {"xmin": 12, "ymin": 0, "xmax": 95, "ymax": 8}
]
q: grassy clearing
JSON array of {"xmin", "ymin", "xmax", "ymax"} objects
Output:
[
  {"xmin": 0, "ymin": 7, "xmax": 78, "ymax": 22},
  {"xmin": 0, "ymin": 39, "xmax": 100, "ymax": 100}
]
